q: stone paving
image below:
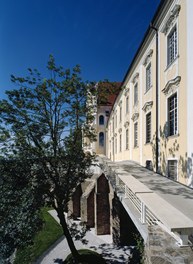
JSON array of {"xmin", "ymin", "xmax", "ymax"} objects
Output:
[{"xmin": 36, "ymin": 210, "xmax": 132, "ymax": 264}]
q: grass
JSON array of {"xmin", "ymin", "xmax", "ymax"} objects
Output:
[
  {"xmin": 14, "ymin": 207, "xmax": 63, "ymax": 264},
  {"xmin": 64, "ymin": 249, "xmax": 106, "ymax": 264}
]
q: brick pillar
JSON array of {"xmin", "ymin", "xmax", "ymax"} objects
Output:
[{"xmin": 96, "ymin": 174, "xmax": 110, "ymax": 235}]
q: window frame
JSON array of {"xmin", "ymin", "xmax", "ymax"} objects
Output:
[
  {"xmin": 167, "ymin": 159, "xmax": 178, "ymax": 181},
  {"xmin": 126, "ymin": 96, "xmax": 129, "ymax": 114},
  {"xmin": 99, "ymin": 115, "xmax": 104, "ymax": 125},
  {"xmin": 134, "ymin": 83, "xmax": 138, "ymax": 106},
  {"xmin": 146, "ymin": 112, "xmax": 151, "ymax": 143},
  {"xmin": 146, "ymin": 62, "xmax": 152, "ymax": 92},
  {"xmin": 167, "ymin": 93, "xmax": 178, "ymax": 137},
  {"xmin": 134, "ymin": 122, "xmax": 138, "ymax": 148},
  {"xmin": 119, "ymin": 134, "xmax": 122, "ymax": 152},
  {"xmin": 167, "ymin": 25, "xmax": 178, "ymax": 66},
  {"xmin": 99, "ymin": 132, "xmax": 104, "ymax": 147},
  {"xmin": 126, "ymin": 129, "xmax": 129, "ymax": 150}
]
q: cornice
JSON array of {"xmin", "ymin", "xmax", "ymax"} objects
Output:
[
  {"xmin": 142, "ymin": 101, "xmax": 153, "ymax": 113},
  {"xmin": 132, "ymin": 72, "xmax": 139, "ymax": 84},
  {"xmin": 124, "ymin": 121, "xmax": 130, "ymax": 128},
  {"xmin": 162, "ymin": 76, "xmax": 181, "ymax": 95},
  {"xmin": 143, "ymin": 49, "xmax": 153, "ymax": 66},
  {"xmin": 162, "ymin": 5, "xmax": 181, "ymax": 35},
  {"xmin": 131, "ymin": 112, "xmax": 139, "ymax": 122},
  {"xmin": 124, "ymin": 87, "xmax": 130, "ymax": 96}
]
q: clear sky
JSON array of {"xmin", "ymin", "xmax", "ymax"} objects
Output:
[{"xmin": 0, "ymin": 0, "xmax": 160, "ymax": 98}]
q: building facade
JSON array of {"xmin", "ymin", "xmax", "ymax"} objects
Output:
[{"xmin": 92, "ymin": 0, "xmax": 193, "ymax": 187}]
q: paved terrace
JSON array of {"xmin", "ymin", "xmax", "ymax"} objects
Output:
[{"xmin": 97, "ymin": 156, "xmax": 193, "ymax": 246}]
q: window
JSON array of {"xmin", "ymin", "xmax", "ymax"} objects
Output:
[
  {"xmin": 167, "ymin": 26, "xmax": 177, "ymax": 66},
  {"xmin": 134, "ymin": 122, "xmax": 138, "ymax": 147},
  {"xmin": 126, "ymin": 96, "xmax": 129, "ymax": 114},
  {"xmin": 146, "ymin": 63, "xmax": 151, "ymax": 92},
  {"xmin": 115, "ymin": 138, "xmax": 117, "ymax": 154},
  {"xmin": 99, "ymin": 115, "xmax": 104, "ymax": 125},
  {"xmin": 168, "ymin": 93, "xmax": 177, "ymax": 136},
  {"xmin": 146, "ymin": 160, "xmax": 153, "ymax": 171},
  {"xmin": 105, "ymin": 110, "xmax": 109, "ymax": 116},
  {"xmin": 115, "ymin": 114, "xmax": 117, "ymax": 128},
  {"xmin": 134, "ymin": 83, "xmax": 138, "ymax": 106},
  {"xmin": 120, "ymin": 134, "xmax": 122, "ymax": 152},
  {"xmin": 168, "ymin": 160, "xmax": 177, "ymax": 180},
  {"xmin": 120, "ymin": 106, "xmax": 122, "ymax": 122},
  {"xmin": 99, "ymin": 132, "xmax": 104, "ymax": 146},
  {"xmin": 126, "ymin": 129, "xmax": 129, "ymax": 150},
  {"xmin": 146, "ymin": 112, "xmax": 151, "ymax": 143}
]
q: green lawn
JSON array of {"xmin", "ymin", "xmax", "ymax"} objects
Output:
[{"xmin": 14, "ymin": 207, "xmax": 63, "ymax": 264}]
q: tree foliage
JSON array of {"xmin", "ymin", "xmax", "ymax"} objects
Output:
[
  {"xmin": 0, "ymin": 159, "xmax": 42, "ymax": 261},
  {"xmin": 0, "ymin": 55, "xmax": 96, "ymax": 262}
]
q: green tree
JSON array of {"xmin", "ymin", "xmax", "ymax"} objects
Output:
[
  {"xmin": 0, "ymin": 55, "xmax": 96, "ymax": 263},
  {"xmin": 0, "ymin": 159, "xmax": 43, "ymax": 262}
]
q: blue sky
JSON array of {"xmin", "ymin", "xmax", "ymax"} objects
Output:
[{"xmin": 0, "ymin": 0, "xmax": 160, "ymax": 98}]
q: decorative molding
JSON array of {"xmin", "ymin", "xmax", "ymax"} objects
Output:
[
  {"xmin": 162, "ymin": 5, "xmax": 181, "ymax": 35},
  {"xmin": 118, "ymin": 100, "xmax": 122, "ymax": 106},
  {"xmin": 114, "ymin": 133, "xmax": 117, "ymax": 137},
  {"xmin": 162, "ymin": 76, "xmax": 181, "ymax": 95},
  {"xmin": 124, "ymin": 121, "xmax": 130, "ymax": 128},
  {"xmin": 143, "ymin": 49, "xmax": 153, "ymax": 66},
  {"xmin": 132, "ymin": 72, "xmax": 139, "ymax": 84},
  {"xmin": 118, "ymin": 128, "xmax": 122, "ymax": 133},
  {"xmin": 142, "ymin": 101, "xmax": 153, "ymax": 113},
  {"xmin": 124, "ymin": 87, "xmax": 130, "ymax": 96},
  {"xmin": 131, "ymin": 112, "xmax": 139, "ymax": 122}
]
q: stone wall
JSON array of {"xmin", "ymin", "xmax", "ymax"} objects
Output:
[{"xmin": 144, "ymin": 226, "xmax": 193, "ymax": 264}]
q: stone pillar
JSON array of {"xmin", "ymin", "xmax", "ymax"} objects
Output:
[
  {"xmin": 96, "ymin": 174, "xmax": 110, "ymax": 235},
  {"xmin": 72, "ymin": 184, "xmax": 82, "ymax": 219},
  {"xmin": 81, "ymin": 182, "xmax": 95, "ymax": 228},
  {"xmin": 112, "ymin": 194, "xmax": 121, "ymax": 245},
  {"xmin": 112, "ymin": 193, "xmax": 142, "ymax": 246},
  {"xmin": 87, "ymin": 189, "xmax": 95, "ymax": 227}
]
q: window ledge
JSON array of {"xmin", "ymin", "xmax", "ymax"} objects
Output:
[
  {"xmin": 165, "ymin": 54, "xmax": 179, "ymax": 72},
  {"xmin": 144, "ymin": 142, "xmax": 151, "ymax": 146},
  {"xmin": 144, "ymin": 85, "xmax": 152, "ymax": 95},
  {"xmin": 167, "ymin": 133, "xmax": 179, "ymax": 139},
  {"xmin": 133, "ymin": 146, "xmax": 139, "ymax": 149}
]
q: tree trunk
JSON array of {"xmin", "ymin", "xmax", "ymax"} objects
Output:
[{"xmin": 56, "ymin": 206, "xmax": 80, "ymax": 263}]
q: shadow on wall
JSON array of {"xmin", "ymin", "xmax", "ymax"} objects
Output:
[{"xmin": 150, "ymin": 123, "xmax": 193, "ymax": 187}]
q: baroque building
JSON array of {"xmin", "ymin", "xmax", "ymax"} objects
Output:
[{"xmin": 89, "ymin": 0, "xmax": 193, "ymax": 188}]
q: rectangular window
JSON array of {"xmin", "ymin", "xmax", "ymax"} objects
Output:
[
  {"xmin": 167, "ymin": 26, "xmax": 177, "ymax": 66},
  {"xmin": 134, "ymin": 83, "xmax": 138, "ymax": 105},
  {"xmin": 120, "ymin": 134, "xmax": 122, "ymax": 152},
  {"xmin": 168, "ymin": 160, "xmax": 177, "ymax": 180},
  {"xmin": 146, "ymin": 112, "xmax": 151, "ymax": 143},
  {"xmin": 146, "ymin": 63, "xmax": 151, "ymax": 92},
  {"xmin": 126, "ymin": 96, "xmax": 129, "ymax": 114},
  {"xmin": 120, "ymin": 106, "xmax": 122, "ymax": 122},
  {"xmin": 134, "ymin": 122, "xmax": 138, "ymax": 147},
  {"xmin": 115, "ymin": 138, "xmax": 117, "ymax": 154},
  {"xmin": 168, "ymin": 93, "xmax": 177, "ymax": 136},
  {"xmin": 126, "ymin": 129, "xmax": 129, "ymax": 150}
]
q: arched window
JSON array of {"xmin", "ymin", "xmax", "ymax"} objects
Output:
[
  {"xmin": 99, "ymin": 115, "xmax": 104, "ymax": 125},
  {"xmin": 99, "ymin": 132, "xmax": 104, "ymax": 146}
]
